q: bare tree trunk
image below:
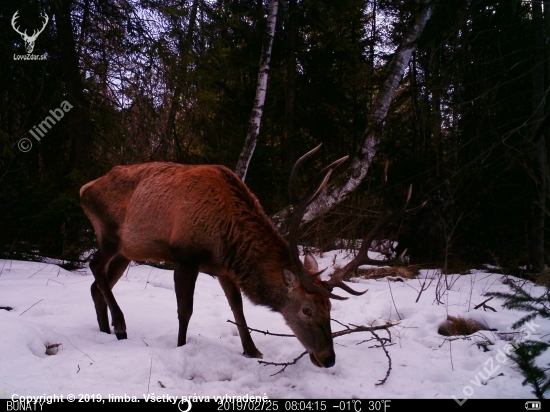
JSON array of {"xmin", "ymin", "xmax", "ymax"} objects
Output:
[
  {"xmin": 531, "ymin": 0, "xmax": 547, "ymax": 272},
  {"xmin": 54, "ymin": 0, "xmax": 93, "ymax": 173},
  {"xmin": 368, "ymin": 0, "xmax": 377, "ymax": 114},
  {"xmin": 546, "ymin": 1, "xmax": 550, "ymax": 87},
  {"xmin": 272, "ymin": 0, "xmax": 436, "ymax": 232},
  {"xmin": 411, "ymin": 51, "xmax": 421, "ymax": 159},
  {"xmin": 431, "ymin": 61, "xmax": 442, "ymax": 178},
  {"xmin": 156, "ymin": 0, "xmax": 199, "ymax": 161},
  {"xmin": 285, "ymin": 0, "xmax": 297, "ymax": 163},
  {"xmin": 235, "ymin": 0, "xmax": 279, "ymax": 181}
]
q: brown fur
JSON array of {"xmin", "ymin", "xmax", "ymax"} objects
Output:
[{"xmin": 80, "ymin": 162, "xmax": 337, "ymax": 367}]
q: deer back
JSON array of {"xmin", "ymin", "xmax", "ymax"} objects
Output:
[{"xmin": 80, "ymin": 162, "xmax": 291, "ymax": 284}]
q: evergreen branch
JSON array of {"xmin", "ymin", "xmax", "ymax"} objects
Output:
[{"xmin": 511, "ymin": 341, "xmax": 550, "ymax": 399}]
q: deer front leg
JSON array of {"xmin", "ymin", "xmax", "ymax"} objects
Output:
[
  {"xmin": 218, "ymin": 276, "xmax": 263, "ymax": 358},
  {"xmin": 174, "ymin": 261, "xmax": 199, "ymax": 347}
]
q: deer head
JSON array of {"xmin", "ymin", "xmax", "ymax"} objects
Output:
[
  {"xmin": 12, "ymin": 11, "xmax": 49, "ymax": 54},
  {"xmin": 280, "ymin": 144, "xmax": 360, "ymax": 367},
  {"xmin": 283, "ymin": 146, "xmax": 425, "ymax": 367}
]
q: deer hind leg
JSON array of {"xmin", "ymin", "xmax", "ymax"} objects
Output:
[
  {"xmin": 90, "ymin": 247, "xmax": 129, "ymax": 339},
  {"xmin": 218, "ymin": 276, "xmax": 263, "ymax": 359},
  {"xmin": 174, "ymin": 261, "xmax": 199, "ymax": 347}
]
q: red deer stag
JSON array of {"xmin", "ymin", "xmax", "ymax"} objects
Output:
[{"xmin": 80, "ymin": 145, "xmax": 418, "ymax": 368}]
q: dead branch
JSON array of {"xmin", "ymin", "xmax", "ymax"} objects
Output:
[
  {"xmin": 357, "ymin": 337, "xmax": 395, "ymax": 348},
  {"xmin": 370, "ymin": 329, "xmax": 393, "ymax": 385},
  {"xmin": 356, "ymin": 337, "xmax": 377, "ymax": 345},
  {"xmin": 46, "ymin": 279, "xmax": 65, "ymax": 286},
  {"xmin": 147, "ymin": 357, "xmax": 153, "ymax": 394},
  {"xmin": 258, "ymin": 351, "xmax": 308, "ymax": 376},
  {"xmin": 231, "ymin": 318, "xmax": 399, "ymax": 338},
  {"xmin": 387, "ymin": 277, "xmax": 404, "ymax": 282},
  {"xmin": 331, "ymin": 318, "xmax": 350, "ymax": 330},
  {"xmin": 415, "ymin": 270, "xmax": 436, "ymax": 303},
  {"xmin": 332, "ymin": 321, "xmax": 400, "ymax": 338},
  {"xmin": 28, "ymin": 264, "xmax": 50, "ymax": 278},
  {"xmin": 370, "ymin": 342, "xmax": 396, "ymax": 349},
  {"xmin": 438, "ymin": 331, "xmax": 494, "ymax": 345},
  {"xmin": 227, "ymin": 320, "xmax": 295, "ymax": 337},
  {"xmin": 65, "ymin": 336, "xmax": 95, "ymax": 363},
  {"xmin": 473, "ymin": 296, "xmax": 496, "ymax": 312},
  {"xmin": 20, "ymin": 299, "xmax": 43, "ymax": 316},
  {"xmin": 387, "ymin": 278, "xmax": 402, "ymax": 320},
  {"xmin": 449, "ymin": 337, "xmax": 454, "ymax": 371},
  {"xmin": 237, "ymin": 319, "xmax": 400, "ymax": 380},
  {"xmin": 358, "ymin": 326, "xmax": 393, "ymax": 347}
]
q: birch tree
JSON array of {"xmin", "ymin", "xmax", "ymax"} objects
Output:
[
  {"xmin": 235, "ymin": 0, "xmax": 279, "ymax": 181},
  {"xmin": 272, "ymin": 0, "xmax": 436, "ymax": 233}
]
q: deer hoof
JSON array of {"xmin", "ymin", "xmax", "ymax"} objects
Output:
[{"xmin": 115, "ymin": 331, "xmax": 127, "ymax": 340}]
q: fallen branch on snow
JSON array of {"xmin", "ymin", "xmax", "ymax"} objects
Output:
[
  {"xmin": 229, "ymin": 319, "xmax": 400, "ymax": 382},
  {"xmin": 368, "ymin": 328, "xmax": 393, "ymax": 385},
  {"xmin": 473, "ymin": 296, "xmax": 496, "ymax": 312},
  {"xmin": 332, "ymin": 320, "xmax": 400, "ymax": 338},
  {"xmin": 258, "ymin": 351, "xmax": 309, "ymax": 376},
  {"xmin": 227, "ymin": 320, "xmax": 294, "ymax": 337}
]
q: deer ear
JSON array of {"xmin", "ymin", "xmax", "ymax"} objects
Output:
[
  {"xmin": 303, "ymin": 252, "xmax": 319, "ymax": 273},
  {"xmin": 282, "ymin": 268, "xmax": 300, "ymax": 289}
]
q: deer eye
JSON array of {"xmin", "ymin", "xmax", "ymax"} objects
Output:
[{"xmin": 302, "ymin": 307, "xmax": 313, "ymax": 317}]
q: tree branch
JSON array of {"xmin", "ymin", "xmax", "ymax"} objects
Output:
[
  {"xmin": 370, "ymin": 328, "xmax": 393, "ymax": 386},
  {"xmin": 474, "ymin": 296, "xmax": 496, "ymax": 312},
  {"xmin": 235, "ymin": 319, "xmax": 400, "ymax": 379},
  {"xmin": 332, "ymin": 320, "xmax": 400, "ymax": 338},
  {"xmin": 227, "ymin": 320, "xmax": 294, "ymax": 337}
]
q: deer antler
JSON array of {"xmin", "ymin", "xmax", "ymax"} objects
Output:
[
  {"xmin": 287, "ymin": 144, "xmax": 353, "ymax": 300},
  {"xmin": 326, "ymin": 163, "xmax": 426, "ymax": 292}
]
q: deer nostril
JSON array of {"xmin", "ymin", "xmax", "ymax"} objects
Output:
[{"xmin": 323, "ymin": 353, "xmax": 335, "ymax": 368}]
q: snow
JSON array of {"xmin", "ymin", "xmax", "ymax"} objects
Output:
[{"xmin": 0, "ymin": 251, "xmax": 545, "ymax": 400}]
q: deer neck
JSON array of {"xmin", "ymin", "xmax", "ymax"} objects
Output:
[{"xmin": 223, "ymin": 235, "xmax": 291, "ymax": 313}]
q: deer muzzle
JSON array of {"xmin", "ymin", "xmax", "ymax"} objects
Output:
[{"xmin": 309, "ymin": 351, "xmax": 336, "ymax": 368}]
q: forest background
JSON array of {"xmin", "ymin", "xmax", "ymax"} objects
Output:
[{"xmin": 1, "ymin": 0, "xmax": 548, "ymax": 277}]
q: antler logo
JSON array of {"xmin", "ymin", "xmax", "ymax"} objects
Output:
[{"xmin": 11, "ymin": 10, "xmax": 49, "ymax": 54}]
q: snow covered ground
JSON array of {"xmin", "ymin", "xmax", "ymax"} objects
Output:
[{"xmin": 0, "ymin": 251, "xmax": 546, "ymax": 400}]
